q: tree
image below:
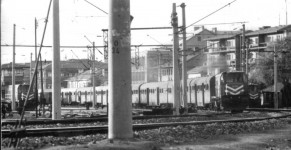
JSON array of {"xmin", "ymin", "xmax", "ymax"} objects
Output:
[{"xmin": 248, "ymin": 36, "xmax": 291, "ymax": 87}]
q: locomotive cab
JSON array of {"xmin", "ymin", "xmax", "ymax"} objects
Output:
[{"xmin": 217, "ymin": 72, "xmax": 249, "ymax": 112}]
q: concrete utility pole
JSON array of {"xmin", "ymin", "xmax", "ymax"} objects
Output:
[
  {"xmin": 0, "ymin": 0, "xmax": 2, "ymax": 101},
  {"xmin": 285, "ymin": 0, "xmax": 288, "ymax": 25},
  {"xmin": 35, "ymin": 18, "xmax": 38, "ymax": 118},
  {"xmin": 245, "ymin": 39, "xmax": 249, "ymax": 77},
  {"xmin": 30, "ymin": 53, "xmax": 33, "ymax": 82},
  {"xmin": 181, "ymin": 3, "xmax": 188, "ymax": 114},
  {"xmin": 108, "ymin": 0, "xmax": 133, "ymax": 139},
  {"xmin": 242, "ymin": 24, "xmax": 246, "ymax": 72},
  {"xmin": 40, "ymin": 54, "xmax": 45, "ymax": 115},
  {"xmin": 274, "ymin": 44, "xmax": 278, "ymax": 109},
  {"xmin": 92, "ymin": 42, "xmax": 96, "ymax": 109},
  {"xmin": 158, "ymin": 53, "xmax": 161, "ymax": 81},
  {"xmin": 235, "ymin": 35, "xmax": 241, "ymax": 71},
  {"xmin": 52, "ymin": 0, "xmax": 61, "ymax": 120},
  {"xmin": 172, "ymin": 3, "xmax": 180, "ymax": 115},
  {"xmin": 12, "ymin": 24, "xmax": 16, "ymax": 111}
]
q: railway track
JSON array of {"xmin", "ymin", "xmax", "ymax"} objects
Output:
[
  {"xmin": 2, "ymin": 114, "xmax": 291, "ymax": 138},
  {"xmin": 1, "ymin": 112, "xmax": 232, "ymax": 126},
  {"xmin": 3, "ymin": 108, "xmax": 291, "ymax": 126},
  {"xmin": 246, "ymin": 108, "xmax": 291, "ymax": 112}
]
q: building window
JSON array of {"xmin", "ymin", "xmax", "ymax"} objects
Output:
[
  {"xmin": 197, "ymin": 36, "xmax": 201, "ymax": 41},
  {"xmin": 255, "ymin": 38, "xmax": 258, "ymax": 44},
  {"xmin": 277, "ymin": 35, "xmax": 281, "ymax": 41},
  {"xmin": 226, "ymin": 55, "xmax": 231, "ymax": 60}
]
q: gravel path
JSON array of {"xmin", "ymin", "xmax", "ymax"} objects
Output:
[{"xmin": 161, "ymin": 124, "xmax": 291, "ymax": 150}]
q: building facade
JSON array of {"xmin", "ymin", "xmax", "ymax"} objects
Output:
[{"xmin": 205, "ymin": 25, "xmax": 291, "ymax": 76}]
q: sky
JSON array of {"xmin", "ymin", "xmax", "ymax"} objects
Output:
[{"xmin": 1, "ymin": 0, "xmax": 291, "ymax": 64}]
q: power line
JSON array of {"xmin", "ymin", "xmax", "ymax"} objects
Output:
[
  {"xmin": 1, "ymin": 44, "xmax": 104, "ymax": 48},
  {"xmin": 193, "ymin": 21, "xmax": 248, "ymax": 26},
  {"xmin": 102, "ymin": 27, "xmax": 173, "ymax": 32},
  {"xmin": 184, "ymin": 0, "xmax": 238, "ymax": 31},
  {"xmin": 147, "ymin": 34, "xmax": 172, "ymax": 51},
  {"xmin": 70, "ymin": 50, "xmax": 90, "ymax": 69},
  {"xmin": 1, "ymin": 44, "xmax": 172, "ymax": 48},
  {"xmin": 84, "ymin": 35, "xmax": 103, "ymax": 55},
  {"xmin": 84, "ymin": 0, "xmax": 108, "ymax": 15}
]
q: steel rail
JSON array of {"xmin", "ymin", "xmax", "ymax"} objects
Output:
[
  {"xmin": 2, "ymin": 114, "xmax": 291, "ymax": 138},
  {"xmin": 1, "ymin": 113, "xmax": 231, "ymax": 126},
  {"xmin": 245, "ymin": 108, "xmax": 291, "ymax": 112}
]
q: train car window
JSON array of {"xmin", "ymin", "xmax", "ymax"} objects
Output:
[{"xmin": 205, "ymin": 84, "xmax": 209, "ymax": 90}]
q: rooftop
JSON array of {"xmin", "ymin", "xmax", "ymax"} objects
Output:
[{"xmin": 245, "ymin": 25, "xmax": 291, "ymax": 36}]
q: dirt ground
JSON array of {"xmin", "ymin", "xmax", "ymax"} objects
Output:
[{"xmin": 161, "ymin": 125, "xmax": 291, "ymax": 150}]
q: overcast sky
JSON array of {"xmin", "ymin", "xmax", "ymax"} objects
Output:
[{"xmin": 1, "ymin": 0, "xmax": 291, "ymax": 64}]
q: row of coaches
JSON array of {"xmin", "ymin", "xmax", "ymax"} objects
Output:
[{"xmin": 41, "ymin": 71, "xmax": 249, "ymax": 112}]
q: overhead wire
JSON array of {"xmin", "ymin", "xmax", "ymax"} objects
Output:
[
  {"xmin": 182, "ymin": 0, "xmax": 238, "ymax": 32},
  {"xmin": 83, "ymin": 0, "xmax": 108, "ymax": 15}
]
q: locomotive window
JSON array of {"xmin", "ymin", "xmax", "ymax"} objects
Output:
[{"xmin": 225, "ymin": 73, "xmax": 244, "ymax": 83}]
